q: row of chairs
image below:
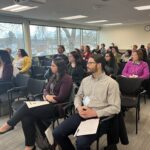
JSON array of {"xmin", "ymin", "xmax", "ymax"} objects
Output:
[
  {"xmin": 30, "ymin": 66, "xmax": 50, "ymax": 80},
  {"xmin": 32, "ymin": 56, "xmax": 52, "ymax": 67},
  {"xmin": 0, "ymin": 74, "xmax": 46, "ymax": 117}
]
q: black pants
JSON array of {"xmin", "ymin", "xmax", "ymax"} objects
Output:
[
  {"xmin": 7, "ymin": 103, "xmax": 57, "ymax": 146},
  {"xmin": 53, "ymin": 114, "xmax": 110, "ymax": 150}
]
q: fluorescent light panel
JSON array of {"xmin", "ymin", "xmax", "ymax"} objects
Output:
[
  {"xmin": 11, "ymin": 6, "xmax": 38, "ymax": 12},
  {"xmin": 134, "ymin": 5, "xmax": 150, "ymax": 10},
  {"xmin": 86, "ymin": 20, "xmax": 108, "ymax": 23},
  {"xmin": 1, "ymin": 4, "xmax": 38, "ymax": 12},
  {"xmin": 60, "ymin": 15, "xmax": 87, "ymax": 20},
  {"xmin": 103, "ymin": 23, "xmax": 123, "ymax": 26},
  {"xmin": 1, "ymin": 4, "xmax": 20, "ymax": 10}
]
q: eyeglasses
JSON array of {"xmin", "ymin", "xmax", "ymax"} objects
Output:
[
  {"xmin": 105, "ymin": 55, "xmax": 110, "ymax": 57},
  {"xmin": 87, "ymin": 62, "xmax": 96, "ymax": 65},
  {"xmin": 50, "ymin": 64, "xmax": 57, "ymax": 68}
]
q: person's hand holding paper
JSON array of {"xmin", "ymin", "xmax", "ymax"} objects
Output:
[{"xmin": 77, "ymin": 96, "xmax": 98, "ymax": 119}]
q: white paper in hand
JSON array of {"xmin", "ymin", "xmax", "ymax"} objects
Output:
[
  {"xmin": 25, "ymin": 101, "xmax": 49, "ymax": 108},
  {"xmin": 74, "ymin": 118, "xmax": 99, "ymax": 136},
  {"xmin": 45, "ymin": 124, "xmax": 54, "ymax": 145},
  {"xmin": 83, "ymin": 96, "xmax": 91, "ymax": 106}
]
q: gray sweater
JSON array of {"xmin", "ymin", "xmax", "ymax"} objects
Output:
[{"xmin": 74, "ymin": 73, "xmax": 121, "ymax": 118}]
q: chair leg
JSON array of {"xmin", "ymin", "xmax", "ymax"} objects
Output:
[
  {"xmin": 138, "ymin": 104, "xmax": 140, "ymax": 121},
  {"xmin": 96, "ymin": 138, "xmax": 99, "ymax": 150},
  {"xmin": 136, "ymin": 108, "xmax": 138, "ymax": 134},
  {"xmin": 8, "ymin": 93, "xmax": 13, "ymax": 118},
  {"xmin": 144, "ymin": 94, "xmax": 146, "ymax": 104},
  {"xmin": 138, "ymin": 108, "xmax": 140, "ymax": 121},
  {"xmin": 52, "ymin": 120, "xmax": 55, "ymax": 129},
  {"xmin": 56, "ymin": 119, "xmax": 59, "ymax": 126}
]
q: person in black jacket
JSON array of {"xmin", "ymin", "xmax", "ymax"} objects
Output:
[
  {"xmin": 67, "ymin": 51, "xmax": 84, "ymax": 86},
  {"xmin": 105, "ymin": 51, "xmax": 118, "ymax": 77},
  {"xmin": 0, "ymin": 50, "xmax": 13, "ymax": 82},
  {"xmin": 139, "ymin": 45, "xmax": 148, "ymax": 62}
]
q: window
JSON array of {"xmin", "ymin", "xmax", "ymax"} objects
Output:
[
  {"xmin": 60, "ymin": 28, "xmax": 81, "ymax": 53},
  {"xmin": 83, "ymin": 29, "xmax": 97, "ymax": 50},
  {"xmin": 30, "ymin": 25, "xmax": 58, "ymax": 56},
  {"xmin": 0, "ymin": 23, "xmax": 24, "ymax": 56}
]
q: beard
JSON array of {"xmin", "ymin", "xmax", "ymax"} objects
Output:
[{"xmin": 87, "ymin": 66, "xmax": 98, "ymax": 74}]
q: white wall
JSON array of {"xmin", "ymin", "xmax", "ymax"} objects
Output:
[{"xmin": 100, "ymin": 24, "xmax": 150, "ymax": 50}]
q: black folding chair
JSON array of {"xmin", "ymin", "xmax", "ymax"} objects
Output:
[
  {"xmin": 8, "ymin": 77, "xmax": 45, "ymax": 117},
  {"xmin": 96, "ymin": 115, "xmax": 115, "ymax": 150},
  {"xmin": 8, "ymin": 74, "xmax": 30, "ymax": 117},
  {"xmin": 0, "ymin": 81, "xmax": 13, "ymax": 116},
  {"xmin": 116, "ymin": 76, "xmax": 144, "ymax": 134},
  {"xmin": 31, "ymin": 66, "xmax": 47, "ymax": 80}
]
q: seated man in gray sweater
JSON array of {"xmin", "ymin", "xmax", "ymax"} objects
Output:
[{"xmin": 53, "ymin": 54, "xmax": 121, "ymax": 150}]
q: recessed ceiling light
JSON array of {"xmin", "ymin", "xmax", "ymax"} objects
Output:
[
  {"xmin": 1, "ymin": 4, "xmax": 38, "ymax": 12},
  {"xmin": 103, "ymin": 23, "xmax": 123, "ymax": 26},
  {"xmin": 134, "ymin": 5, "xmax": 150, "ymax": 10},
  {"xmin": 60, "ymin": 15, "xmax": 88, "ymax": 20},
  {"xmin": 86, "ymin": 20, "xmax": 108, "ymax": 23},
  {"xmin": 12, "ymin": 6, "xmax": 38, "ymax": 12}
]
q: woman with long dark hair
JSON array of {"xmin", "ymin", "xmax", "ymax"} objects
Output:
[
  {"xmin": 111, "ymin": 46, "xmax": 122, "ymax": 63},
  {"xmin": 0, "ymin": 58, "xmax": 73, "ymax": 150},
  {"xmin": 121, "ymin": 50, "xmax": 132, "ymax": 63},
  {"xmin": 0, "ymin": 50, "xmax": 13, "ymax": 81},
  {"xmin": 67, "ymin": 51, "xmax": 84, "ymax": 86},
  {"xmin": 13, "ymin": 49, "xmax": 32, "ymax": 74},
  {"xmin": 105, "ymin": 51, "xmax": 118, "ymax": 76},
  {"xmin": 83, "ymin": 45, "xmax": 92, "ymax": 61},
  {"xmin": 139, "ymin": 45, "xmax": 148, "ymax": 62}
]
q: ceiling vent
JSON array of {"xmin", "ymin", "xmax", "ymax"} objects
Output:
[{"xmin": 13, "ymin": 0, "xmax": 47, "ymax": 6}]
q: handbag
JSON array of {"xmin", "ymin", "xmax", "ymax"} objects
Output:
[{"xmin": 34, "ymin": 121, "xmax": 56, "ymax": 150}]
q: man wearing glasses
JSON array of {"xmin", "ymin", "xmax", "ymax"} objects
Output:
[{"xmin": 53, "ymin": 54, "xmax": 120, "ymax": 150}]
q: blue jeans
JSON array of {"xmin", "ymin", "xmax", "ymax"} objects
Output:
[{"xmin": 53, "ymin": 113, "xmax": 110, "ymax": 150}]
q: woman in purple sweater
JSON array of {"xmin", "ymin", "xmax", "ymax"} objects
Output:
[
  {"xmin": 0, "ymin": 58, "xmax": 72, "ymax": 150},
  {"xmin": 122, "ymin": 50, "xmax": 149, "ymax": 79}
]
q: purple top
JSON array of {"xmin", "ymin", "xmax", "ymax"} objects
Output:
[
  {"xmin": 43, "ymin": 74, "xmax": 73, "ymax": 103},
  {"xmin": 122, "ymin": 61, "xmax": 150, "ymax": 79}
]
